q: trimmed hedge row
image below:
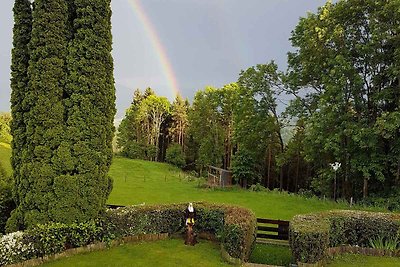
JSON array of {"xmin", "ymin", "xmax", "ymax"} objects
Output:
[
  {"xmin": 0, "ymin": 202, "xmax": 256, "ymax": 265},
  {"xmin": 290, "ymin": 210, "xmax": 400, "ymax": 264},
  {"xmin": 104, "ymin": 202, "xmax": 257, "ymax": 261}
]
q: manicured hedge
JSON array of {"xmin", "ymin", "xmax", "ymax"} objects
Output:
[
  {"xmin": 290, "ymin": 210, "xmax": 400, "ymax": 264},
  {"xmin": 104, "ymin": 202, "xmax": 257, "ymax": 261},
  {"xmin": 0, "ymin": 202, "xmax": 256, "ymax": 265}
]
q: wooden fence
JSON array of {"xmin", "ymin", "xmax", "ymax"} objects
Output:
[{"xmin": 256, "ymin": 218, "xmax": 290, "ymax": 241}]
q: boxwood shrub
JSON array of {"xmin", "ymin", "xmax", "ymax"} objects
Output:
[
  {"xmin": 290, "ymin": 210, "xmax": 400, "ymax": 264},
  {"xmin": 0, "ymin": 202, "xmax": 256, "ymax": 265},
  {"xmin": 104, "ymin": 202, "xmax": 257, "ymax": 261}
]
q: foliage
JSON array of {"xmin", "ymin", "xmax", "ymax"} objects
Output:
[
  {"xmin": 290, "ymin": 210, "xmax": 400, "ymax": 264},
  {"xmin": 234, "ymin": 63, "xmax": 284, "ymax": 189},
  {"xmin": 165, "ymin": 143, "xmax": 186, "ymax": 168},
  {"xmin": 25, "ymin": 221, "xmax": 102, "ymax": 257},
  {"xmin": 0, "ymin": 163, "xmax": 15, "ymax": 234},
  {"xmin": 8, "ymin": 0, "xmax": 115, "ymax": 230},
  {"xmin": 104, "ymin": 203, "xmax": 256, "ymax": 261},
  {"xmin": 169, "ymin": 95, "xmax": 189, "ymax": 148},
  {"xmin": 287, "ymin": 0, "xmax": 400, "ymax": 199},
  {"xmin": 187, "ymin": 84, "xmax": 238, "ymax": 172},
  {"xmin": 118, "ymin": 89, "xmax": 170, "ymax": 162},
  {"xmin": 0, "ymin": 231, "xmax": 34, "ymax": 266},
  {"xmin": 327, "ymin": 253, "xmax": 400, "ymax": 267},
  {"xmin": 369, "ymin": 235, "xmax": 399, "ymax": 251},
  {"xmin": 0, "ymin": 203, "xmax": 255, "ymax": 265},
  {"xmin": 0, "ymin": 113, "xmax": 12, "ymax": 144},
  {"xmin": 121, "ymin": 141, "xmax": 146, "ymax": 159}
]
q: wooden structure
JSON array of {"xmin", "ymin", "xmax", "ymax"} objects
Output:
[
  {"xmin": 184, "ymin": 224, "xmax": 197, "ymax": 246},
  {"xmin": 207, "ymin": 166, "xmax": 232, "ymax": 187},
  {"xmin": 256, "ymin": 218, "xmax": 290, "ymax": 241}
]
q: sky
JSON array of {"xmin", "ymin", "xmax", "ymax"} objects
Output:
[{"xmin": 0, "ymin": 0, "xmax": 328, "ymax": 119}]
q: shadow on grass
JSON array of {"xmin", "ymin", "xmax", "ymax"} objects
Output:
[{"xmin": 249, "ymin": 242, "xmax": 294, "ymax": 266}]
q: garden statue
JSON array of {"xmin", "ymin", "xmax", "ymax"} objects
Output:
[{"xmin": 184, "ymin": 203, "xmax": 197, "ymax": 246}]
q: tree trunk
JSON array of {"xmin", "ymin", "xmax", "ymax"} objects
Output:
[
  {"xmin": 333, "ymin": 172, "xmax": 337, "ymax": 201},
  {"xmin": 267, "ymin": 146, "xmax": 271, "ymax": 189},
  {"xmin": 295, "ymin": 152, "xmax": 300, "ymax": 193},
  {"xmin": 363, "ymin": 178, "xmax": 368, "ymax": 198}
]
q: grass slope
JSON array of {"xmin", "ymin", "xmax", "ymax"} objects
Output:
[
  {"xmin": 108, "ymin": 157, "xmax": 367, "ymax": 220},
  {"xmin": 41, "ymin": 238, "xmax": 230, "ymax": 267},
  {"xmin": 0, "ymin": 142, "xmax": 12, "ymax": 175}
]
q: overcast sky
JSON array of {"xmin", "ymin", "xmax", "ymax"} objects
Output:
[{"xmin": 0, "ymin": 0, "xmax": 327, "ymax": 118}]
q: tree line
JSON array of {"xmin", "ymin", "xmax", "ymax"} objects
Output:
[{"xmin": 118, "ymin": 0, "xmax": 400, "ymax": 201}]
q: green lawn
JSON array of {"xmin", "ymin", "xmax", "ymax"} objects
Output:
[
  {"xmin": 0, "ymin": 148, "xmax": 392, "ymax": 266},
  {"xmin": 327, "ymin": 254, "xmax": 400, "ymax": 267},
  {"xmin": 249, "ymin": 243, "xmax": 293, "ymax": 266},
  {"xmin": 108, "ymin": 157, "xmax": 372, "ymax": 220},
  {"xmin": 41, "ymin": 238, "xmax": 230, "ymax": 267},
  {"xmin": 0, "ymin": 142, "xmax": 12, "ymax": 175}
]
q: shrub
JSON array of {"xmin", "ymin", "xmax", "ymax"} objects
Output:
[
  {"xmin": 165, "ymin": 143, "xmax": 185, "ymax": 168},
  {"xmin": 122, "ymin": 141, "xmax": 146, "ymax": 159},
  {"xmin": 0, "ymin": 202, "xmax": 256, "ymax": 265},
  {"xmin": 104, "ymin": 202, "xmax": 257, "ymax": 261},
  {"xmin": 0, "ymin": 231, "xmax": 35, "ymax": 266},
  {"xmin": 290, "ymin": 210, "xmax": 400, "ymax": 264},
  {"xmin": 0, "ymin": 163, "xmax": 15, "ymax": 234}
]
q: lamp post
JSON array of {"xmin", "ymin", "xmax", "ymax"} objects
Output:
[{"xmin": 330, "ymin": 162, "xmax": 341, "ymax": 201}]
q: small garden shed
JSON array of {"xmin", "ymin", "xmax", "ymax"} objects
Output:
[{"xmin": 207, "ymin": 166, "xmax": 232, "ymax": 187}]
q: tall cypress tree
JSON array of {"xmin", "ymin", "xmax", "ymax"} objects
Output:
[
  {"xmin": 8, "ymin": 0, "xmax": 32, "ymax": 231},
  {"xmin": 8, "ymin": 0, "xmax": 115, "ymax": 230},
  {"xmin": 53, "ymin": 0, "xmax": 115, "ymax": 223},
  {"xmin": 8, "ymin": 0, "xmax": 70, "ymax": 230}
]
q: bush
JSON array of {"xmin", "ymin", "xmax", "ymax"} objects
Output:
[
  {"xmin": 104, "ymin": 202, "xmax": 257, "ymax": 261},
  {"xmin": 121, "ymin": 141, "xmax": 146, "ymax": 159},
  {"xmin": 0, "ymin": 163, "xmax": 15, "ymax": 234},
  {"xmin": 0, "ymin": 231, "xmax": 35, "ymax": 266},
  {"xmin": 165, "ymin": 143, "xmax": 185, "ymax": 168},
  {"xmin": 0, "ymin": 202, "xmax": 256, "ymax": 265},
  {"xmin": 290, "ymin": 210, "xmax": 400, "ymax": 264}
]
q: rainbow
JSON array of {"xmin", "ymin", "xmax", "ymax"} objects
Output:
[{"xmin": 126, "ymin": 0, "xmax": 181, "ymax": 98}]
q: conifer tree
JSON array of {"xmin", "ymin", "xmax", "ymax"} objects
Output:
[
  {"xmin": 8, "ymin": 0, "xmax": 116, "ymax": 230},
  {"xmin": 9, "ymin": 0, "xmax": 32, "ymax": 228},
  {"xmin": 55, "ymin": 0, "xmax": 115, "ymax": 222},
  {"xmin": 8, "ymin": 0, "xmax": 70, "ymax": 230}
]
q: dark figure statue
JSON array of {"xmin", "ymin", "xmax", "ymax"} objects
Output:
[{"xmin": 184, "ymin": 203, "xmax": 197, "ymax": 246}]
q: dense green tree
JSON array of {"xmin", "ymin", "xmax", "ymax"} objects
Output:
[
  {"xmin": 287, "ymin": 0, "xmax": 400, "ymax": 199},
  {"xmin": 118, "ymin": 89, "xmax": 171, "ymax": 161},
  {"xmin": 139, "ymin": 95, "xmax": 170, "ymax": 161},
  {"xmin": 54, "ymin": 0, "xmax": 115, "ymax": 224},
  {"xmin": 188, "ymin": 87, "xmax": 225, "ymax": 173},
  {"xmin": 0, "ymin": 162, "xmax": 14, "ymax": 234},
  {"xmin": 8, "ymin": 0, "xmax": 116, "ymax": 230},
  {"xmin": 8, "ymin": 0, "xmax": 31, "ymax": 230},
  {"xmin": 118, "ymin": 89, "xmax": 147, "ymax": 157},
  {"xmin": 169, "ymin": 95, "xmax": 189, "ymax": 149},
  {"xmin": 234, "ymin": 63, "xmax": 284, "ymax": 188},
  {"xmin": 8, "ymin": 0, "xmax": 70, "ymax": 230},
  {"xmin": 165, "ymin": 143, "xmax": 185, "ymax": 168}
]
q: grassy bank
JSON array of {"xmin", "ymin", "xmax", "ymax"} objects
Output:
[
  {"xmin": 0, "ymin": 142, "xmax": 11, "ymax": 175},
  {"xmin": 108, "ymin": 157, "xmax": 373, "ymax": 220}
]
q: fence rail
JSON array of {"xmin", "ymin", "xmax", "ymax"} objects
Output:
[{"xmin": 256, "ymin": 218, "xmax": 290, "ymax": 241}]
